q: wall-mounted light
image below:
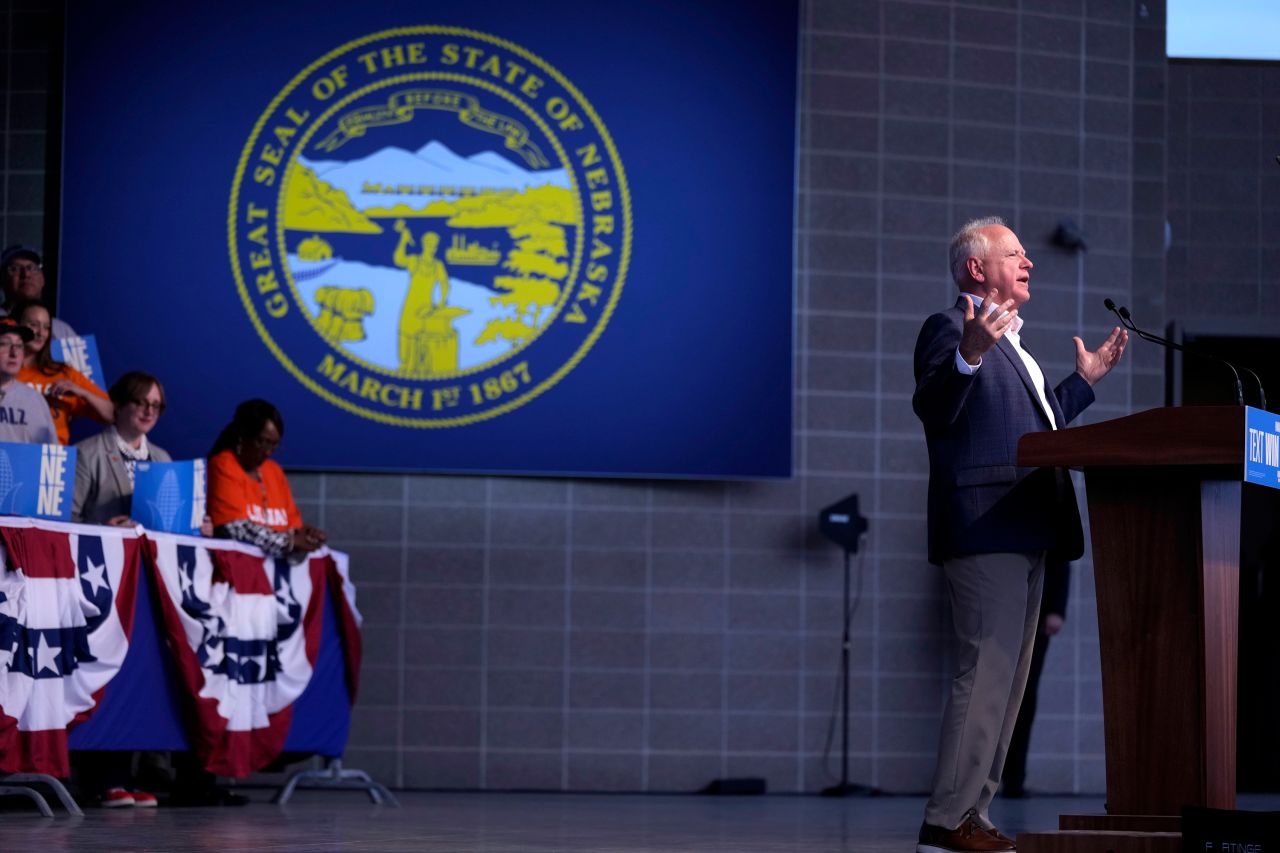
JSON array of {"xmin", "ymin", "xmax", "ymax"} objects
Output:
[{"xmin": 1052, "ymin": 218, "xmax": 1088, "ymax": 252}]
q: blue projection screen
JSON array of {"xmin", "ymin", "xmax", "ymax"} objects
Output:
[
  {"xmin": 1167, "ymin": 0, "xmax": 1280, "ymax": 60},
  {"xmin": 58, "ymin": 1, "xmax": 796, "ymax": 477}
]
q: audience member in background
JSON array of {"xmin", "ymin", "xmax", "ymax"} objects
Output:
[
  {"xmin": 15, "ymin": 300, "xmax": 112, "ymax": 444},
  {"xmin": 1001, "ymin": 559, "xmax": 1071, "ymax": 798},
  {"xmin": 0, "ymin": 318, "xmax": 55, "ymax": 444},
  {"xmin": 72, "ymin": 371, "xmax": 173, "ymax": 525},
  {"xmin": 206, "ymin": 399, "xmax": 326, "ymax": 559},
  {"xmin": 0, "ymin": 246, "xmax": 75, "ymax": 339},
  {"xmin": 68, "ymin": 370, "xmax": 171, "ymax": 808}
]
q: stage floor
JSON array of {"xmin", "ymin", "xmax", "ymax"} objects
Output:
[{"xmin": 3, "ymin": 791, "xmax": 1279, "ymax": 851}]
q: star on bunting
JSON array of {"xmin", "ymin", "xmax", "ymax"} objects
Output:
[
  {"xmin": 30, "ymin": 633, "xmax": 62, "ymax": 676},
  {"xmin": 81, "ymin": 558, "xmax": 109, "ymax": 597}
]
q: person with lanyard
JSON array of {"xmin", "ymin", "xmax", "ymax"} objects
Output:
[
  {"xmin": 912, "ymin": 217, "xmax": 1126, "ymax": 853},
  {"xmin": 206, "ymin": 398, "xmax": 326, "ymax": 559},
  {"xmin": 14, "ymin": 300, "xmax": 111, "ymax": 444}
]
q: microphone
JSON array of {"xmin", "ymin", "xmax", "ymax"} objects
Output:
[
  {"xmin": 1125, "ymin": 305, "xmax": 1265, "ymax": 408},
  {"xmin": 1103, "ymin": 298, "xmax": 1124, "ymax": 328},
  {"xmin": 1102, "ymin": 298, "xmax": 1265, "ymax": 407}
]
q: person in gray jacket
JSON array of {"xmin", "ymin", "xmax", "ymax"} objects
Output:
[
  {"xmin": 0, "ymin": 317, "xmax": 56, "ymax": 444},
  {"xmin": 70, "ymin": 371, "xmax": 174, "ymax": 806},
  {"xmin": 72, "ymin": 371, "xmax": 171, "ymax": 525}
]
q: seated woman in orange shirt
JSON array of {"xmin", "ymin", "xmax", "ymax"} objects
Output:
[
  {"xmin": 206, "ymin": 399, "xmax": 326, "ymax": 558},
  {"xmin": 16, "ymin": 301, "xmax": 112, "ymax": 444}
]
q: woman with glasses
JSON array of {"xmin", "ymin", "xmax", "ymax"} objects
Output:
[
  {"xmin": 69, "ymin": 369, "xmax": 169, "ymax": 808},
  {"xmin": 15, "ymin": 300, "xmax": 111, "ymax": 445},
  {"xmin": 206, "ymin": 399, "xmax": 326, "ymax": 558},
  {"xmin": 72, "ymin": 370, "xmax": 171, "ymax": 526}
]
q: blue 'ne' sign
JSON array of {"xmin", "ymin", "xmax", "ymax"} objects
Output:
[
  {"xmin": 133, "ymin": 460, "xmax": 207, "ymax": 535},
  {"xmin": 1245, "ymin": 406, "xmax": 1280, "ymax": 491},
  {"xmin": 0, "ymin": 443, "xmax": 76, "ymax": 520},
  {"xmin": 51, "ymin": 334, "xmax": 106, "ymax": 389}
]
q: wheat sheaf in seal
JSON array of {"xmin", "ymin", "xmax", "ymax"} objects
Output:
[{"xmin": 229, "ymin": 27, "xmax": 631, "ymax": 427}]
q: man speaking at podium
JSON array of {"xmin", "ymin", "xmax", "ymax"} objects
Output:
[{"xmin": 912, "ymin": 217, "xmax": 1127, "ymax": 853}]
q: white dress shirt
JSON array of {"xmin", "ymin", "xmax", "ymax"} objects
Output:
[{"xmin": 953, "ymin": 293, "xmax": 1057, "ymax": 430}]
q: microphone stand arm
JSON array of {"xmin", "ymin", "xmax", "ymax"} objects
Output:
[{"xmin": 1110, "ymin": 308, "xmax": 1245, "ymax": 406}]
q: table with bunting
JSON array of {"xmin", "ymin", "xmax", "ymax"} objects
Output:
[{"xmin": 0, "ymin": 517, "xmax": 362, "ymax": 781}]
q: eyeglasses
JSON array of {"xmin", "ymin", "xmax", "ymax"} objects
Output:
[
  {"xmin": 6, "ymin": 263, "xmax": 41, "ymax": 276},
  {"xmin": 250, "ymin": 436, "xmax": 280, "ymax": 452},
  {"xmin": 130, "ymin": 399, "xmax": 166, "ymax": 414},
  {"xmin": 21, "ymin": 321, "xmax": 49, "ymax": 332}
]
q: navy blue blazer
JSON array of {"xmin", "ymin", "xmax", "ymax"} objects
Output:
[{"xmin": 913, "ymin": 296, "xmax": 1095, "ymax": 567}]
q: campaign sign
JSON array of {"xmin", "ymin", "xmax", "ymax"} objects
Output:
[
  {"xmin": 0, "ymin": 443, "xmax": 76, "ymax": 520},
  {"xmin": 1245, "ymin": 406, "xmax": 1280, "ymax": 491},
  {"xmin": 58, "ymin": 1, "xmax": 797, "ymax": 478},
  {"xmin": 133, "ymin": 460, "xmax": 207, "ymax": 535},
  {"xmin": 51, "ymin": 334, "xmax": 106, "ymax": 388}
]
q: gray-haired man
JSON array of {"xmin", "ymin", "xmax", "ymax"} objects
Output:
[{"xmin": 913, "ymin": 217, "xmax": 1126, "ymax": 852}]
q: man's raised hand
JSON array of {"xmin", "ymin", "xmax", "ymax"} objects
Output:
[
  {"xmin": 958, "ymin": 288, "xmax": 1017, "ymax": 366},
  {"xmin": 1073, "ymin": 326, "xmax": 1128, "ymax": 386}
]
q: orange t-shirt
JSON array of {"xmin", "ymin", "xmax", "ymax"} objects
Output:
[
  {"xmin": 19, "ymin": 363, "xmax": 110, "ymax": 445},
  {"xmin": 207, "ymin": 449, "xmax": 302, "ymax": 531}
]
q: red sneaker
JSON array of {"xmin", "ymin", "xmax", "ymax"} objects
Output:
[
  {"xmin": 130, "ymin": 790, "xmax": 158, "ymax": 808},
  {"xmin": 101, "ymin": 788, "xmax": 135, "ymax": 808}
]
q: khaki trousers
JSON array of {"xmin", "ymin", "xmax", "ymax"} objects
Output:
[{"xmin": 924, "ymin": 551, "xmax": 1046, "ymax": 830}]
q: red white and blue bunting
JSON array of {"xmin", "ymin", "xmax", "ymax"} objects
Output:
[
  {"xmin": 0, "ymin": 518, "xmax": 359, "ymax": 778},
  {"xmin": 0, "ymin": 520, "xmax": 141, "ymax": 776}
]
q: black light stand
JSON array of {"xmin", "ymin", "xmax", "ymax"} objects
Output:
[{"xmin": 817, "ymin": 494, "xmax": 877, "ymax": 797}]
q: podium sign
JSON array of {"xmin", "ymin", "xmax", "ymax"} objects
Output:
[
  {"xmin": 51, "ymin": 334, "xmax": 106, "ymax": 388},
  {"xmin": 0, "ymin": 442, "xmax": 76, "ymax": 520},
  {"xmin": 1245, "ymin": 406, "xmax": 1280, "ymax": 490},
  {"xmin": 133, "ymin": 460, "xmax": 206, "ymax": 535}
]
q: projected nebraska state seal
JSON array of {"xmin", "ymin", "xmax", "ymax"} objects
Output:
[{"xmin": 229, "ymin": 27, "xmax": 630, "ymax": 427}]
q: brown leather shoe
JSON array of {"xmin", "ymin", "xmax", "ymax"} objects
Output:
[
  {"xmin": 917, "ymin": 813, "xmax": 1015, "ymax": 852},
  {"xmin": 984, "ymin": 825, "xmax": 1016, "ymax": 848}
]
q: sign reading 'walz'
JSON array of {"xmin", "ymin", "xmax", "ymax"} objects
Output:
[
  {"xmin": 229, "ymin": 27, "xmax": 630, "ymax": 428},
  {"xmin": 1245, "ymin": 406, "xmax": 1280, "ymax": 490}
]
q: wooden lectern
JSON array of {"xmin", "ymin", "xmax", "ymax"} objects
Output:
[{"xmin": 1015, "ymin": 406, "xmax": 1246, "ymax": 853}]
